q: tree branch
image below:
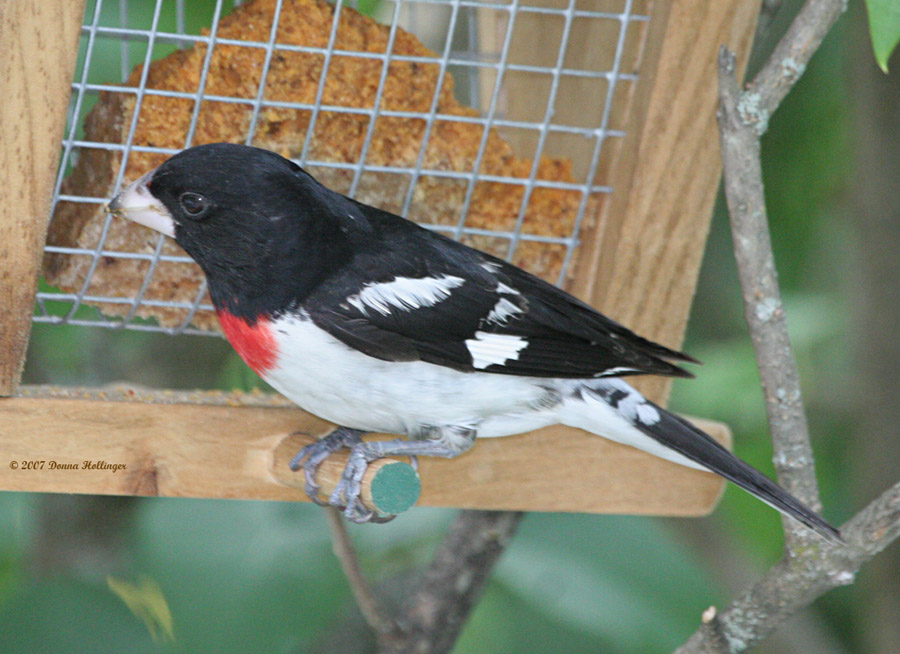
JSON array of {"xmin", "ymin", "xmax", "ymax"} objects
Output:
[
  {"xmin": 382, "ymin": 510, "xmax": 523, "ymax": 654},
  {"xmin": 717, "ymin": 0, "xmax": 846, "ymax": 548},
  {"xmin": 326, "ymin": 509, "xmax": 523, "ymax": 653},
  {"xmin": 717, "ymin": 50, "xmax": 820, "ymax": 549},
  {"xmin": 749, "ymin": 0, "xmax": 849, "ymax": 127},
  {"xmin": 676, "ymin": 480, "xmax": 900, "ymax": 654}
]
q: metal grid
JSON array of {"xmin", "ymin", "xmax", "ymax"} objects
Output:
[{"xmin": 36, "ymin": 0, "xmax": 648, "ymax": 336}]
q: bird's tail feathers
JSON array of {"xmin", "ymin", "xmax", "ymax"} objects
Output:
[{"xmin": 562, "ymin": 381, "xmax": 842, "ymax": 543}]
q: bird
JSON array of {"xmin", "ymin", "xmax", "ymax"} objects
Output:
[{"xmin": 108, "ymin": 142, "xmax": 840, "ymax": 539}]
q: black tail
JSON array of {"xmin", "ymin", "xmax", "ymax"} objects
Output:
[{"xmin": 638, "ymin": 404, "xmax": 842, "ymax": 543}]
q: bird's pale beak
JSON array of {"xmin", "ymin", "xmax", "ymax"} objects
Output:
[{"xmin": 107, "ymin": 170, "xmax": 176, "ymax": 238}]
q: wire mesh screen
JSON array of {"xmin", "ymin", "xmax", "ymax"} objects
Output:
[{"xmin": 36, "ymin": 0, "xmax": 648, "ymax": 337}]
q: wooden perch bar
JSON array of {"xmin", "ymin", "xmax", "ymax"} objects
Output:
[{"xmin": 0, "ymin": 386, "xmax": 728, "ymax": 516}]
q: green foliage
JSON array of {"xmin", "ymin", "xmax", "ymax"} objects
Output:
[
  {"xmin": 865, "ymin": 0, "xmax": 900, "ymax": 72},
  {"xmin": 0, "ymin": 577, "xmax": 160, "ymax": 654},
  {"xmin": 482, "ymin": 515, "xmax": 720, "ymax": 653},
  {"xmin": 0, "ymin": 500, "xmax": 719, "ymax": 654}
]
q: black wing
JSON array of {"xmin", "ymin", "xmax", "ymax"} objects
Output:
[{"xmin": 305, "ymin": 207, "xmax": 697, "ymax": 379}]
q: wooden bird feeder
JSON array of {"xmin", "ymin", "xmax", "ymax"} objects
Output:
[{"xmin": 0, "ymin": 0, "xmax": 759, "ymax": 517}]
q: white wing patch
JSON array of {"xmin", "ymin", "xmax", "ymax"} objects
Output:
[
  {"xmin": 483, "ymin": 281, "xmax": 523, "ymax": 326},
  {"xmin": 466, "ymin": 331, "xmax": 529, "ymax": 369},
  {"xmin": 347, "ymin": 275, "xmax": 465, "ymax": 316},
  {"xmin": 596, "ymin": 365, "xmax": 642, "ymax": 378},
  {"xmin": 485, "ymin": 298, "xmax": 524, "ymax": 325}
]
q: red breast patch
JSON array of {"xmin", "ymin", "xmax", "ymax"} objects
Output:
[{"xmin": 217, "ymin": 311, "xmax": 279, "ymax": 376}]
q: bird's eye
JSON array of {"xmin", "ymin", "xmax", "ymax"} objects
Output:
[{"xmin": 179, "ymin": 192, "xmax": 209, "ymax": 218}]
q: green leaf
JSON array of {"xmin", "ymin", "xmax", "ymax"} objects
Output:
[
  {"xmin": 865, "ymin": 0, "xmax": 900, "ymax": 72},
  {"xmin": 107, "ymin": 575, "xmax": 175, "ymax": 643}
]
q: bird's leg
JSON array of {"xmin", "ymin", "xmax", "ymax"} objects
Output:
[
  {"xmin": 333, "ymin": 426, "xmax": 477, "ymax": 523},
  {"xmin": 289, "ymin": 427, "xmax": 366, "ymax": 506}
]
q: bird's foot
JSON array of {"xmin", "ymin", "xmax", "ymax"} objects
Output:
[
  {"xmin": 329, "ymin": 439, "xmax": 401, "ymax": 523},
  {"xmin": 289, "ymin": 427, "xmax": 365, "ymax": 508},
  {"xmin": 289, "ymin": 427, "xmax": 405, "ymax": 522},
  {"xmin": 291, "ymin": 426, "xmax": 476, "ymax": 524}
]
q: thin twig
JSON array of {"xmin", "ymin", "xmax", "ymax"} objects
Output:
[
  {"xmin": 749, "ymin": 0, "xmax": 848, "ymax": 128},
  {"xmin": 325, "ymin": 507, "xmax": 400, "ymax": 641}
]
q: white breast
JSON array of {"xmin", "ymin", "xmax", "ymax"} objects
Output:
[{"xmin": 262, "ymin": 312, "xmax": 552, "ymax": 437}]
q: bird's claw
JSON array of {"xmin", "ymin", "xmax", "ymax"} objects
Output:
[
  {"xmin": 328, "ymin": 441, "xmax": 398, "ymax": 524},
  {"xmin": 290, "ymin": 428, "xmax": 397, "ymax": 523}
]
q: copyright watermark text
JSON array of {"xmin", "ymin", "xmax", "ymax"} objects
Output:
[{"xmin": 9, "ymin": 460, "xmax": 127, "ymax": 473}]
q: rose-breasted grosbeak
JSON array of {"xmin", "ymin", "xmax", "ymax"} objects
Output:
[{"xmin": 108, "ymin": 143, "xmax": 839, "ymax": 539}]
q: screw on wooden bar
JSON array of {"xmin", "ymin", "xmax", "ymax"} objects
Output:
[{"xmin": 271, "ymin": 431, "xmax": 420, "ymax": 517}]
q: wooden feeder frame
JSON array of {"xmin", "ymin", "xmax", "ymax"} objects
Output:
[{"xmin": 0, "ymin": 0, "xmax": 758, "ymax": 515}]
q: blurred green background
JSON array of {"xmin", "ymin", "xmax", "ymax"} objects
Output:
[{"xmin": 4, "ymin": 1, "xmax": 899, "ymax": 652}]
